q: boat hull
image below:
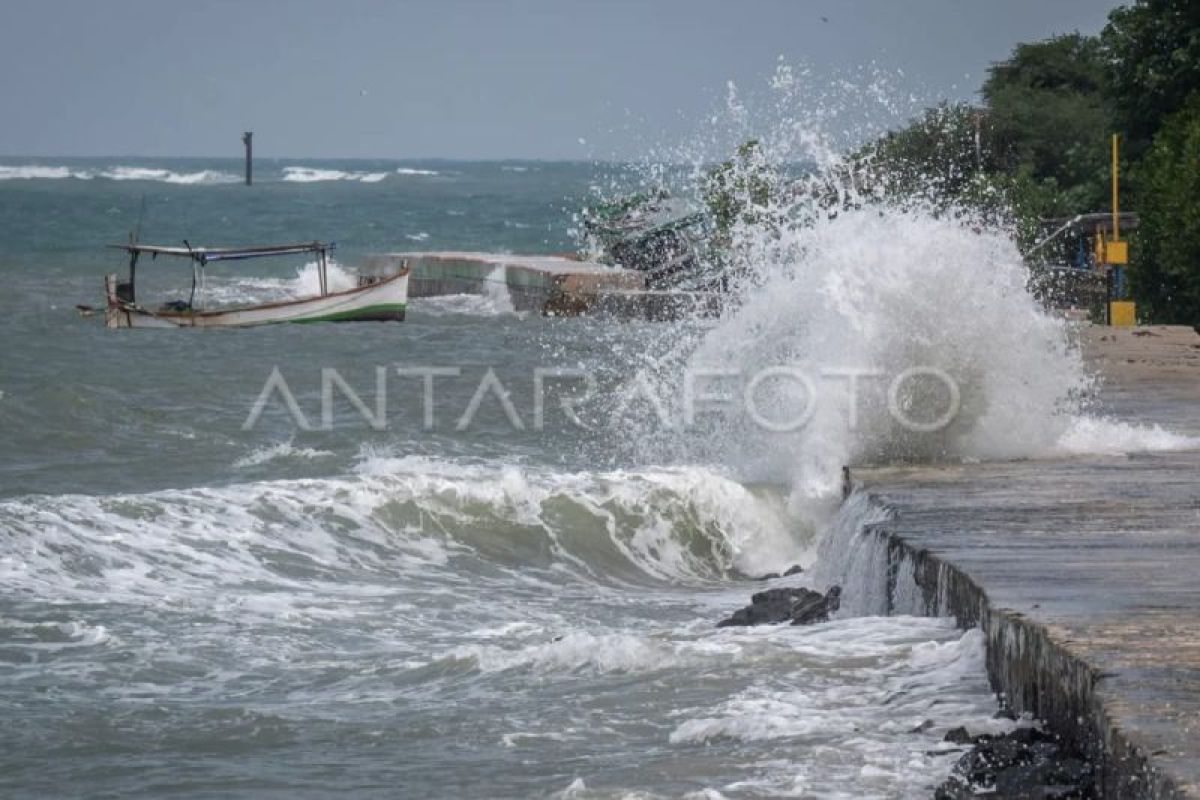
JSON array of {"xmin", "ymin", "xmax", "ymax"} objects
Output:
[{"xmin": 105, "ymin": 270, "xmax": 408, "ymax": 329}]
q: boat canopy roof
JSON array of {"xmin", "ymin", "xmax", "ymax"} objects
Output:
[{"xmin": 109, "ymin": 241, "xmax": 332, "ymax": 265}]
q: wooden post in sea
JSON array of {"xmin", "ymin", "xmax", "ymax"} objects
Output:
[{"xmin": 242, "ymin": 132, "xmax": 253, "ymax": 185}]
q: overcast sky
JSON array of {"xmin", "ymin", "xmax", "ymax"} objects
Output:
[{"xmin": 0, "ymin": 0, "xmax": 1122, "ymax": 160}]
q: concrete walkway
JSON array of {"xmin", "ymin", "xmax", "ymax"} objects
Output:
[{"xmin": 858, "ymin": 325, "xmax": 1200, "ymax": 798}]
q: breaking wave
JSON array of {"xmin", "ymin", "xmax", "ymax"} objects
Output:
[
  {"xmin": 0, "ymin": 165, "xmax": 91, "ymax": 180},
  {"xmin": 603, "ymin": 65, "xmax": 1196, "ymax": 520},
  {"xmin": 409, "ymin": 265, "xmax": 520, "ymax": 317},
  {"xmin": 0, "ymin": 163, "xmax": 442, "ymax": 184},
  {"xmin": 632, "ymin": 208, "xmax": 1094, "ymax": 506},
  {"xmin": 0, "ymin": 456, "xmax": 808, "ymax": 606},
  {"xmin": 232, "ymin": 440, "xmax": 335, "ymax": 469},
  {"xmin": 97, "ymin": 166, "xmax": 241, "ymax": 184},
  {"xmin": 282, "ymin": 166, "xmax": 388, "ymax": 183},
  {"xmin": 193, "ymin": 259, "xmax": 357, "ymax": 306},
  {"xmin": 0, "ymin": 164, "xmax": 240, "ymax": 183}
]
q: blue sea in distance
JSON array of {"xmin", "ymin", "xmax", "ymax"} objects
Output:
[{"xmin": 0, "ymin": 157, "xmax": 1002, "ymax": 799}]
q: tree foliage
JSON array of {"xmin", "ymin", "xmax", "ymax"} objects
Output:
[
  {"xmin": 861, "ymin": 6, "xmax": 1200, "ymax": 323},
  {"xmin": 860, "ymin": 35, "xmax": 1113, "ymax": 243},
  {"xmin": 703, "ymin": 139, "xmax": 778, "ymax": 237},
  {"xmin": 863, "ymin": 102, "xmax": 995, "ymax": 200},
  {"xmin": 1102, "ymin": 0, "xmax": 1200, "ymax": 158},
  {"xmin": 982, "ymin": 33, "xmax": 1112, "ymax": 213},
  {"xmin": 1129, "ymin": 93, "xmax": 1200, "ymax": 324}
]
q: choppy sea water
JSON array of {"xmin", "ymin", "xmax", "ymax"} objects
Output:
[{"xmin": 0, "ymin": 158, "xmax": 1193, "ymax": 799}]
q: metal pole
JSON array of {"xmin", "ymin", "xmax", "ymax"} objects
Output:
[
  {"xmin": 243, "ymin": 131, "xmax": 253, "ymax": 186},
  {"xmin": 1112, "ymin": 133, "xmax": 1119, "ymax": 242},
  {"xmin": 1105, "ymin": 267, "xmax": 1113, "ymax": 326}
]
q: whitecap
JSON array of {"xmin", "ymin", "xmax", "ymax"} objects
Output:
[
  {"xmin": 282, "ymin": 166, "xmax": 388, "ymax": 183},
  {"xmin": 0, "ymin": 165, "xmax": 93, "ymax": 180},
  {"xmin": 233, "ymin": 441, "xmax": 335, "ymax": 469},
  {"xmin": 98, "ymin": 166, "xmax": 240, "ymax": 184}
]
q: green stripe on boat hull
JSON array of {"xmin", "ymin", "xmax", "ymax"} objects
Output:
[{"xmin": 290, "ymin": 304, "xmax": 407, "ymax": 324}]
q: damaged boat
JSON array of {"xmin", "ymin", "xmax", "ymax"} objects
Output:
[{"xmin": 101, "ymin": 241, "xmax": 408, "ymax": 329}]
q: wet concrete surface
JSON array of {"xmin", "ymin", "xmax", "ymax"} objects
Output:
[{"xmin": 858, "ymin": 325, "xmax": 1200, "ymax": 798}]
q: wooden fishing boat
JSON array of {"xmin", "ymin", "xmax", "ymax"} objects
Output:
[{"xmin": 102, "ymin": 241, "xmax": 408, "ymax": 329}]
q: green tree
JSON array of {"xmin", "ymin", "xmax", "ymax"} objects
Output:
[
  {"xmin": 1129, "ymin": 93, "xmax": 1200, "ymax": 324},
  {"xmin": 982, "ymin": 33, "xmax": 1112, "ymax": 213},
  {"xmin": 1102, "ymin": 0, "xmax": 1200, "ymax": 159},
  {"xmin": 703, "ymin": 140, "xmax": 778, "ymax": 237},
  {"xmin": 858, "ymin": 102, "xmax": 994, "ymax": 201}
]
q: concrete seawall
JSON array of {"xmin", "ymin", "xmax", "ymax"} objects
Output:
[
  {"xmin": 854, "ymin": 326, "xmax": 1200, "ymax": 798},
  {"xmin": 363, "ymin": 251, "xmax": 722, "ymax": 319}
]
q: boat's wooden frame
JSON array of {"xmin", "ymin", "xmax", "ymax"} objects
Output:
[{"xmin": 102, "ymin": 241, "xmax": 409, "ymax": 329}]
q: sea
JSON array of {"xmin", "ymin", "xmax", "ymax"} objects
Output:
[{"xmin": 0, "ymin": 156, "xmax": 1193, "ymax": 799}]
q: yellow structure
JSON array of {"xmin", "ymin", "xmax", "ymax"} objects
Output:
[
  {"xmin": 1109, "ymin": 301, "xmax": 1136, "ymax": 327},
  {"xmin": 1097, "ymin": 133, "xmax": 1134, "ymax": 325},
  {"xmin": 1096, "ymin": 134, "xmax": 1128, "ymax": 266}
]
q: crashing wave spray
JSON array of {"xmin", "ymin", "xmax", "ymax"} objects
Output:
[
  {"xmin": 679, "ymin": 207, "xmax": 1091, "ymax": 504},
  {"xmin": 596, "ymin": 64, "xmax": 1156, "ymax": 516}
]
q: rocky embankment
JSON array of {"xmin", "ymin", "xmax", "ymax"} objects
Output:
[{"xmin": 935, "ymin": 726, "xmax": 1096, "ymax": 799}]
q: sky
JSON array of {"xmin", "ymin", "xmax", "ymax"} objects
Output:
[{"xmin": 0, "ymin": 0, "xmax": 1124, "ymax": 160}]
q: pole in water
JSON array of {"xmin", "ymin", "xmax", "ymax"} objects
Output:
[{"xmin": 242, "ymin": 131, "xmax": 253, "ymax": 186}]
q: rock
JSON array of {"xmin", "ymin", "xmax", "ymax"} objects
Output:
[
  {"xmin": 944, "ymin": 726, "xmax": 988, "ymax": 746},
  {"xmin": 933, "ymin": 726, "xmax": 1096, "ymax": 799},
  {"xmin": 783, "ymin": 564, "xmax": 805, "ymax": 576},
  {"xmin": 717, "ymin": 587, "xmax": 811, "ymax": 627},
  {"xmin": 716, "ymin": 585, "xmax": 841, "ymax": 628},
  {"xmin": 790, "ymin": 585, "xmax": 841, "ymax": 625}
]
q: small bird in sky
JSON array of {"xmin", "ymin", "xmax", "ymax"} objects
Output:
[{"xmin": 821, "ymin": 15, "xmax": 829, "ymax": 23}]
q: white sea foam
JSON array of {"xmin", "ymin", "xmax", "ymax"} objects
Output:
[
  {"xmin": 0, "ymin": 456, "xmax": 808, "ymax": 605},
  {"xmin": 608, "ymin": 63, "xmax": 1194, "ymax": 527},
  {"xmin": 0, "ymin": 164, "xmax": 239, "ymax": 183},
  {"xmin": 233, "ymin": 441, "xmax": 335, "ymax": 469},
  {"xmin": 1055, "ymin": 415, "xmax": 1200, "ymax": 455},
  {"xmin": 409, "ymin": 264, "xmax": 518, "ymax": 316},
  {"xmin": 353, "ymin": 454, "xmax": 810, "ymax": 581},
  {"xmin": 558, "ymin": 778, "xmax": 587, "ymax": 799},
  {"xmin": 395, "ymin": 167, "xmax": 439, "ymax": 176},
  {"xmin": 668, "ymin": 622, "xmax": 1009, "ymax": 797},
  {"xmin": 288, "ymin": 259, "xmax": 357, "ymax": 295},
  {"xmin": 97, "ymin": 166, "xmax": 241, "ymax": 184},
  {"xmin": 483, "ymin": 263, "xmax": 515, "ymax": 313},
  {"xmin": 411, "ymin": 294, "xmax": 525, "ymax": 318},
  {"xmin": 282, "ymin": 166, "xmax": 388, "ymax": 183},
  {"xmin": 0, "ymin": 165, "xmax": 91, "ymax": 180},
  {"xmin": 624, "ymin": 208, "xmax": 1093, "ymax": 517},
  {"xmin": 450, "ymin": 631, "xmax": 689, "ymax": 674},
  {"xmin": 194, "ymin": 259, "xmax": 357, "ymax": 306},
  {"xmin": 0, "ymin": 617, "xmax": 111, "ymax": 649}
]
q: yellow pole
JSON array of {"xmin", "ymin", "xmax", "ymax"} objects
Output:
[{"xmin": 1112, "ymin": 133, "xmax": 1119, "ymax": 242}]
